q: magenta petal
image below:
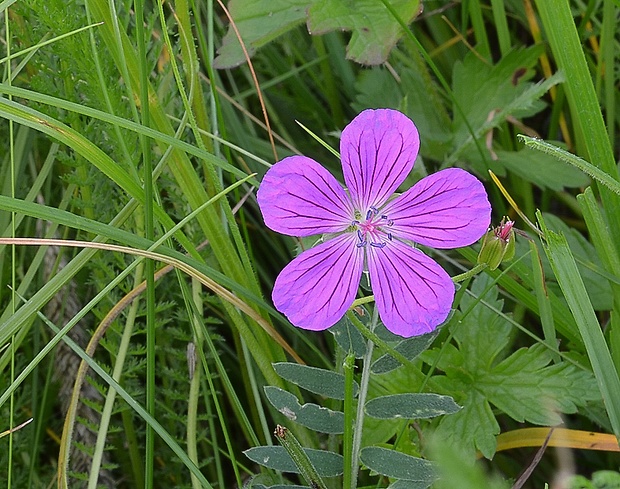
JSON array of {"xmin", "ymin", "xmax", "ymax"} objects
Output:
[
  {"xmin": 340, "ymin": 108, "xmax": 420, "ymax": 211},
  {"xmin": 382, "ymin": 168, "xmax": 491, "ymax": 249},
  {"xmin": 273, "ymin": 234, "xmax": 364, "ymax": 331},
  {"xmin": 257, "ymin": 156, "xmax": 353, "ymax": 237},
  {"xmin": 367, "ymin": 240, "xmax": 454, "ymax": 337}
]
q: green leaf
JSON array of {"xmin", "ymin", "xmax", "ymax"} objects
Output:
[
  {"xmin": 214, "ymin": 0, "xmax": 308, "ymax": 69},
  {"xmin": 518, "ymin": 136, "xmax": 620, "ymax": 196},
  {"xmin": 273, "ymin": 362, "xmax": 359, "ymax": 400},
  {"xmin": 371, "ymin": 331, "xmax": 438, "ymax": 374},
  {"xmin": 537, "ymin": 214, "xmax": 613, "ymax": 311},
  {"xmin": 428, "ymin": 274, "xmax": 600, "ymax": 459},
  {"xmin": 250, "ymin": 486, "xmax": 310, "ymax": 489},
  {"xmin": 495, "ymin": 146, "xmax": 590, "ymax": 191},
  {"xmin": 538, "ymin": 211, "xmax": 620, "ymax": 442},
  {"xmin": 264, "ymin": 387, "xmax": 345, "ymax": 434},
  {"xmin": 215, "ymin": 0, "xmax": 421, "ymax": 68},
  {"xmin": 307, "ymin": 0, "xmax": 421, "ymax": 65},
  {"xmin": 452, "ymin": 46, "xmax": 546, "ymax": 139},
  {"xmin": 329, "ymin": 315, "xmax": 367, "ymax": 358},
  {"xmin": 387, "ymin": 481, "xmax": 433, "ymax": 489},
  {"xmin": 244, "ymin": 446, "xmax": 343, "ymax": 476},
  {"xmin": 428, "ymin": 438, "xmax": 510, "ymax": 489},
  {"xmin": 365, "ymin": 393, "xmax": 460, "ymax": 420},
  {"xmin": 359, "ymin": 446, "xmax": 436, "ymax": 482}
]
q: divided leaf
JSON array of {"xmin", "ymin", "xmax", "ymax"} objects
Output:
[
  {"xmin": 307, "ymin": 0, "xmax": 421, "ymax": 65},
  {"xmin": 215, "ymin": 0, "xmax": 422, "ymax": 68},
  {"xmin": 429, "ymin": 275, "xmax": 600, "ymax": 460}
]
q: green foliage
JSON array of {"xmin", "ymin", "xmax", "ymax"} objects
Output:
[
  {"xmin": 243, "ymin": 446, "xmax": 343, "ymax": 476},
  {"xmin": 359, "ymin": 446, "xmax": 435, "ymax": 486},
  {"xmin": 427, "ymin": 275, "xmax": 600, "ymax": 459},
  {"xmin": 567, "ymin": 471, "xmax": 620, "ymax": 489},
  {"xmin": 365, "ymin": 393, "xmax": 460, "ymax": 420},
  {"xmin": 2, "ymin": 0, "xmax": 620, "ymax": 487},
  {"xmin": 215, "ymin": 0, "xmax": 421, "ymax": 68},
  {"xmin": 273, "ymin": 362, "xmax": 359, "ymax": 400},
  {"xmin": 265, "ymin": 386, "xmax": 345, "ymax": 433}
]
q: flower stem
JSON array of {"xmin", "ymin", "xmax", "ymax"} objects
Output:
[
  {"xmin": 349, "ymin": 307, "xmax": 379, "ymax": 489},
  {"xmin": 342, "ymin": 352, "xmax": 356, "ymax": 489},
  {"xmin": 452, "ymin": 263, "xmax": 487, "ymax": 283}
]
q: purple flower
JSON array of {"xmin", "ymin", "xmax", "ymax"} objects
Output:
[{"xmin": 257, "ymin": 109, "xmax": 491, "ymax": 337}]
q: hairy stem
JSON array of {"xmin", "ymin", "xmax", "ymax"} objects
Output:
[{"xmin": 350, "ymin": 307, "xmax": 379, "ymax": 488}]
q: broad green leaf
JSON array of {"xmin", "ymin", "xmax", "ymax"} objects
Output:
[
  {"xmin": 495, "ymin": 147, "xmax": 590, "ymax": 191},
  {"xmin": 273, "ymin": 362, "xmax": 359, "ymax": 399},
  {"xmin": 329, "ymin": 315, "xmax": 367, "ymax": 358},
  {"xmin": 264, "ymin": 387, "xmax": 345, "ymax": 434},
  {"xmin": 452, "ymin": 46, "xmax": 546, "ymax": 139},
  {"xmin": 428, "ymin": 274, "xmax": 600, "ymax": 460},
  {"xmin": 449, "ymin": 47, "xmax": 562, "ymax": 170},
  {"xmin": 359, "ymin": 446, "xmax": 436, "ymax": 482},
  {"xmin": 244, "ymin": 446, "xmax": 343, "ymax": 476},
  {"xmin": 307, "ymin": 0, "xmax": 421, "ymax": 65},
  {"xmin": 365, "ymin": 393, "xmax": 460, "ymax": 420},
  {"xmin": 371, "ymin": 331, "xmax": 438, "ymax": 374},
  {"xmin": 214, "ymin": 0, "xmax": 308, "ymax": 68},
  {"xmin": 215, "ymin": 0, "xmax": 422, "ymax": 68}
]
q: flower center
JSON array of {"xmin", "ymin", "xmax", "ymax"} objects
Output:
[{"xmin": 353, "ymin": 207, "xmax": 393, "ymax": 249}]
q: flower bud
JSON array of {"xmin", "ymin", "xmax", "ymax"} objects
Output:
[{"xmin": 477, "ymin": 219, "xmax": 515, "ymax": 270}]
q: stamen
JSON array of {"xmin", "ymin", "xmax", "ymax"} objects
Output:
[{"xmin": 370, "ymin": 242, "xmax": 386, "ymax": 248}]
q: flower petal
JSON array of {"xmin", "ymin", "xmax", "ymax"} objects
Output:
[
  {"xmin": 257, "ymin": 156, "xmax": 353, "ymax": 237},
  {"xmin": 382, "ymin": 168, "xmax": 491, "ymax": 249},
  {"xmin": 341, "ymin": 108, "xmax": 420, "ymax": 212},
  {"xmin": 367, "ymin": 240, "xmax": 454, "ymax": 337},
  {"xmin": 273, "ymin": 234, "xmax": 363, "ymax": 331}
]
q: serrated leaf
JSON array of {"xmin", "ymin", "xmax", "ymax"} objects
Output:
[
  {"xmin": 431, "ymin": 387, "xmax": 499, "ymax": 460},
  {"xmin": 430, "ymin": 274, "xmax": 600, "ymax": 460},
  {"xmin": 264, "ymin": 386, "xmax": 345, "ymax": 433},
  {"xmin": 308, "ymin": 0, "xmax": 421, "ymax": 65},
  {"xmin": 273, "ymin": 362, "xmax": 358, "ymax": 399},
  {"xmin": 452, "ymin": 46, "xmax": 546, "ymax": 137},
  {"xmin": 214, "ymin": 0, "xmax": 308, "ymax": 69},
  {"xmin": 360, "ymin": 446, "xmax": 436, "ymax": 482},
  {"xmin": 365, "ymin": 393, "xmax": 460, "ymax": 419},
  {"xmin": 215, "ymin": 0, "xmax": 421, "ymax": 68},
  {"xmin": 371, "ymin": 331, "xmax": 438, "ymax": 374},
  {"xmin": 244, "ymin": 446, "xmax": 343, "ymax": 476}
]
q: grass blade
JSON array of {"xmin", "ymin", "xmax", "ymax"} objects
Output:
[{"xmin": 537, "ymin": 211, "xmax": 620, "ymax": 441}]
